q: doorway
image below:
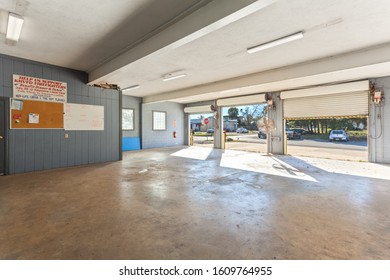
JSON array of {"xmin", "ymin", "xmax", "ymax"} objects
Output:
[
  {"xmin": 281, "ymin": 81, "xmax": 369, "ymax": 161},
  {"xmin": 284, "ymin": 117, "xmax": 368, "ymax": 161},
  {"xmin": 189, "ymin": 113, "xmax": 214, "ymax": 147},
  {"xmin": 222, "ymin": 104, "xmax": 267, "ymax": 153},
  {"xmin": 0, "ymin": 98, "xmax": 7, "ymax": 175}
]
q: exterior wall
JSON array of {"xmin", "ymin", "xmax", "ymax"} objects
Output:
[
  {"xmin": 199, "ymin": 116, "xmax": 214, "ymax": 132},
  {"xmin": 0, "ymin": 54, "xmax": 120, "ymax": 174},
  {"xmin": 122, "ymin": 95, "xmax": 141, "ymax": 150},
  {"xmin": 190, "ymin": 119, "xmax": 202, "ymax": 131},
  {"xmin": 141, "ymin": 101, "xmax": 184, "ymax": 149},
  {"xmin": 223, "ymin": 118, "xmax": 237, "ymax": 132},
  {"xmin": 369, "ymin": 77, "xmax": 390, "ymax": 163}
]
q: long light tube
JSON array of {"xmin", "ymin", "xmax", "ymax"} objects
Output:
[
  {"xmin": 6, "ymin": 13, "xmax": 24, "ymax": 42},
  {"xmin": 162, "ymin": 74, "xmax": 187, "ymax": 82},
  {"xmin": 247, "ymin": 31, "xmax": 304, "ymax": 54},
  {"xmin": 122, "ymin": 85, "xmax": 140, "ymax": 92}
]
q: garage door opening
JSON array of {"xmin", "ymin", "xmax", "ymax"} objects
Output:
[
  {"xmin": 189, "ymin": 113, "xmax": 214, "ymax": 148},
  {"xmin": 222, "ymin": 103, "xmax": 268, "ymax": 153},
  {"xmin": 282, "ymin": 81, "xmax": 370, "ymax": 162},
  {"xmin": 285, "ymin": 117, "xmax": 368, "ymax": 161}
]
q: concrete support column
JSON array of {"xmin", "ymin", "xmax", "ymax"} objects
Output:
[
  {"xmin": 184, "ymin": 113, "xmax": 189, "ymax": 146},
  {"xmin": 214, "ymin": 104, "xmax": 223, "ymax": 149},
  {"xmin": 267, "ymin": 92, "xmax": 284, "ymax": 154},
  {"xmin": 369, "ymin": 78, "xmax": 389, "ymax": 163}
]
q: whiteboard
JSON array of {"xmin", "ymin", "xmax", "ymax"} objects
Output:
[{"xmin": 64, "ymin": 103, "xmax": 104, "ymax": 131}]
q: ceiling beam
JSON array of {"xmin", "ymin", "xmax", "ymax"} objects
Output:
[
  {"xmin": 142, "ymin": 42, "xmax": 390, "ymax": 103},
  {"xmin": 88, "ymin": 0, "xmax": 277, "ymax": 84}
]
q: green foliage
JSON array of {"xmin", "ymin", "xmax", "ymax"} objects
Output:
[
  {"xmin": 238, "ymin": 104, "xmax": 266, "ymax": 129},
  {"xmin": 287, "ymin": 117, "xmax": 367, "ymax": 133},
  {"xmin": 227, "ymin": 107, "xmax": 239, "ymax": 119}
]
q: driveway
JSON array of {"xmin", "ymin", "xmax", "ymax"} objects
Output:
[
  {"xmin": 286, "ymin": 137, "xmax": 367, "ymax": 161},
  {"xmin": 226, "ymin": 134, "xmax": 367, "ymax": 161},
  {"xmin": 194, "ymin": 134, "xmax": 368, "ymax": 161}
]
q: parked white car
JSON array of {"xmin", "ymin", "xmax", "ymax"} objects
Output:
[
  {"xmin": 236, "ymin": 127, "xmax": 248, "ymax": 133},
  {"xmin": 329, "ymin": 130, "xmax": 348, "ymax": 142}
]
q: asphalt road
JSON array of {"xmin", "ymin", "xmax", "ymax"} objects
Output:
[
  {"xmin": 288, "ymin": 138, "xmax": 367, "ymax": 151},
  {"xmin": 195, "ymin": 134, "xmax": 368, "ymax": 152}
]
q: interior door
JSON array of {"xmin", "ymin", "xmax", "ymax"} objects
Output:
[{"xmin": 0, "ymin": 99, "xmax": 6, "ymax": 175}]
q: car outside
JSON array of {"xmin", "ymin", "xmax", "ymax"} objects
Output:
[
  {"xmin": 207, "ymin": 128, "xmax": 214, "ymax": 134},
  {"xmin": 236, "ymin": 127, "xmax": 248, "ymax": 133},
  {"xmin": 258, "ymin": 129, "xmax": 266, "ymax": 139},
  {"xmin": 329, "ymin": 130, "xmax": 348, "ymax": 142},
  {"xmin": 292, "ymin": 128, "xmax": 306, "ymax": 135},
  {"xmin": 286, "ymin": 129, "xmax": 301, "ymax": 140}
]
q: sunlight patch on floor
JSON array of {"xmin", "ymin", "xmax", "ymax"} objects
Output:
[
  {"xmin": 220, "ymin": 150, "xmax": 318, "ymax": 182},
  {"xmin": 171, "ymin": 146, "xmax": 214, "ymax": 161},
  {"xmin": 293, "ymin": 156, "xmax": 390, "ymax": 181}
]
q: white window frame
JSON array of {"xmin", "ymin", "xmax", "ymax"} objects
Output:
[
  {"xmin": 122, "ymin": 108, "xmax": 134, "ymax": 130},
  {"xmin": 153, "ymin": 111, "xmax": 167, "ymax": 131}
]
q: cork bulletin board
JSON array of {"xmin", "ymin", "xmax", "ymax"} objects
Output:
[{"xmin": 10, "ymin": 99, "xmax": 64, "ymax": 129}]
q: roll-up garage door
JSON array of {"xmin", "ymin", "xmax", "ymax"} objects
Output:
[
  {"xmin": 281, "ymin": 81, "xmax": 369, "ymax": 120},
  {"xmin": 184, "ymin": 105, "xmax": 213, "ymax": 114},
  {"xmin": 217, "ymin": 94, "xmax": 265, "ymax": 107}
]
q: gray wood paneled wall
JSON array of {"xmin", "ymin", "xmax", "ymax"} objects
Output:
[{"xmin": 0, "ymin": 54, "xmax": 120, "ymax": 174}]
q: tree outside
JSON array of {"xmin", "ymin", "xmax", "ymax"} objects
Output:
[
  {"xmin": 286, "ymin": 117, "xmax": 367, "ymax": 134},
  {"xmin": 286, "ymin": 117, "xmax": 368, "ymax": 141},
  {"xmin": 224, "ymin": 104, "xmax": 267, "ymax": 130},
  {"xmin": 227, "ymin": 107, "xmax": 238, "ymax": 119}
]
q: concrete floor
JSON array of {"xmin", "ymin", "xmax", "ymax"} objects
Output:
[{"xmin": 0, "ymin": 146, "xmax": 389, "ymax": 260}]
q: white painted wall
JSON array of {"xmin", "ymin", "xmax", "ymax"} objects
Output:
[{"xmin": 141, "ymin": 101, "xmax": 185, "ymax": 149}]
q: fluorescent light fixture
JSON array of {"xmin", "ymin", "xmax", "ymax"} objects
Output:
[
  {"xmin": 162, "ymin": 73, "xmax": 187, "ymax": 82},
  {"xmin": 122, "ymin": 85, "xmax": 140, "ymax": 91},
  {"xmin": 6, "ymin": 13, "xmax": 24, "ymax": 42},
  {"xmin": 247, "ymin": 31, "xmax": 304, "ymax": 54}
]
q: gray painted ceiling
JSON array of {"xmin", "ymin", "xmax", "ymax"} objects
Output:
[{"xmin": 1, "ymin": 0, "xmax": 390, "ymax": 103}]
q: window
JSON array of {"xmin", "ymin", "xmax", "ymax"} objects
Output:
[
  {"xmin": 332, "ymin": 130, "xmax": 344, "ymax": 134},
  {"xmin": 122, "ymin": 108, "xmax": 134, "ymax": 130},
  {"xmin": 153, "ymin": 111, "xmax": 166, "ymax": 130}
]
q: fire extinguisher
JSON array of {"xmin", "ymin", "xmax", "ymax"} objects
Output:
[{"xmin": 173, "ymin": 131, "xmax": 177, "ymax": 138}]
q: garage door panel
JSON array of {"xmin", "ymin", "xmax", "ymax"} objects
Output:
[
  {"xmin": 217, "ymin": 94, "xmax": 265, "ymax": 107},
  {"xmin": 184, "ymin": 105, "xmax": 213, "ymax": 113},
  {"xmin": 284, "ymin": 91, "xmax": 368, "ymax": 119}
]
